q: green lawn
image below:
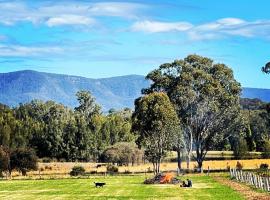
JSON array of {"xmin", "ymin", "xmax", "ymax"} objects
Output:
[{"xmin": 0, "ymin": 175, "xmax": 244, "ymax": 200}]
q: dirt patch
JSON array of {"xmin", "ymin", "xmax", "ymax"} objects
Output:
[{"xmin": 213, "ymin": 176, "xmax": 270, "ymax": 200}]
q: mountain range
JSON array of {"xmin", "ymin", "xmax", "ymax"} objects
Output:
[{"xmin": 0, "ymin": 70, "xmax": 269, "ymax": 111}]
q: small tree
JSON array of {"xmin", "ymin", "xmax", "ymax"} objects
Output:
[
  {"xmin": 70, "ymin": 166, "xmax": 85, "ymax": 176},
  {"xmin": 260, "ymin": 163, "xmax": 269, "ymax": 170},
  {"xmin": 106, "ymin": 164, "xmax": 118, "ymax": 173},
  {"xmin": 132, "ymin": 92, "xmax": 181, "ymax": 174},
  {"xmin": 10, "ymin": 148, "xmax": 38, "ymax": 176}
]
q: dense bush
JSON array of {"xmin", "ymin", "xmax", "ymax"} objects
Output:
[
  {"xmin": 102, "ymin": 142, "xmax": 143, "ymax": 166},
  {"xmin": 10, "ymin": 148, "xmax": 38, "ymax": 176},
  {"xmin": 106, "ymin": 164, "xmax": 118, "ymax": 173},
  {"xmin": 70, "ymin": 166, "xmax": 85, "ymax": 176},
  {"xmin": 260, "ymin": 163, "xmax": 269, "ymax": 170}
]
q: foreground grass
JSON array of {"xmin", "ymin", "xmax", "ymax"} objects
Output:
[{"xmin": 0, "ymin": 175, "xmax": 244, "ymax": 200}]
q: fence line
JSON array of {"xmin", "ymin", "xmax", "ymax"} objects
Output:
[{"xmin": 230, "ymin": 168, "xmax": 270, "ymax": 192}]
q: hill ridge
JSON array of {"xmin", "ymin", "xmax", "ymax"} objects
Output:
[{"xmin": 0, "ymin": 70, "xmax": 269, "ymax": 110}]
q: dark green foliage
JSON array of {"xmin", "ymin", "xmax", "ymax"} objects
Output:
[
  {"xmin": 262, "ymin": 140, "xmax": 270, "ymax": 158},
  {"xmin": 240, "ymin": 98, "xmax": 265, "ymax": 110},
  {"xmin": 143, "ymin": 54, "xmax": 242, "ymax": 171},
  {"xmin": 10, "ymin": 148, "xmax": 38, "ymax": 176},
  {"xmin": 260, "ymin": 163, "xmax": 269, "ymax": 170},
  {"xmin": 132, "ymin": 92, "xmax": 181, "ymax": 174},
  {"xmin": 0, "ymin": 90, "xmax": 135, "ymax": 162},
  {"xmin": 262, "ymin": 62, "xmax": 270, "ymax": 74},
  {"xmin": 70, "ymin": 166, "xmax": 85, "ymax": 176},
  {"xmin": 0, "ymin": 146, "xmax": 9, "ymax": 175},
  {"xmin": 233, "ymin": 137, "xmax": 249, "ymax": 159}
]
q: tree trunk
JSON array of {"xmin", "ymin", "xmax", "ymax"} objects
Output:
[
  {"xmin": 186, "ymin": 130, "xmax": 193, "ymax": 170},
  {"xmin": 153, "ymin": 162, "xmax": 156, "ymax": 175},
  {"xmin": 196, "ymin": 146, "xmax": 205, "ymax": 173},
  {"xmin": 186, "ymin": 152, "xmax": 191, "ymax": 170},
  {"xmin": 197, "ymin": 160, "xmax": 203, "ymax": 173},
  {"xmin": 177, "ymin": 149, "xmax": 182, "ymax": 172}
]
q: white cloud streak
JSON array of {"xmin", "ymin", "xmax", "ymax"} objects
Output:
[
  {"xmin": 131, "ymin": 20, "xmax": 193, "ymax": 33},
  {"xmin": 131, "ymin": 18, "xmax": 270, "ymax": 41},
  {"xmin": 0, "ymin": 1, "xmax": 146, "ymax": 27},
  {"xmin": 46, "ymin": 15, "xmax": 96, "ymax": 27},
  {"xmin": 0, "ymin": 44, "xmax": 63, "ymax": 57}
]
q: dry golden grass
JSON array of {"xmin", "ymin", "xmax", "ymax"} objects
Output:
[{"xmin": 23, "ymin": 158, "xmax": 270, "ymax": 176}]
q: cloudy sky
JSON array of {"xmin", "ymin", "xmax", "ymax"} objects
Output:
[{"xmin": 0, "ymin": 0, "xmax": 270, "ymax": 88}]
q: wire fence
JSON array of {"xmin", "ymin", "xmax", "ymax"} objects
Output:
[{"xmin": 230, "ymin": 168, "xmax": 270, "ymax": 192}]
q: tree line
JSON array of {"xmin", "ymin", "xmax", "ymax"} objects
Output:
[{"xmin": 1, "ymin": 54, "xmax": 270, "ymax": 175}]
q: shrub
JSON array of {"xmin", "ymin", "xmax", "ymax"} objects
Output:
[
  {"xmin": 102, "ymin": 142, "xmax": 143, "ymax": 166},
  {"xmin": 70, "ymin": 166, "xmax": 85, "ymax": 176},
  {"xmin": 260, "ymin": 163, "xmax": 269, "ymax": 170},
  {"xmin": 106, "ymin": 164, "xmax": 118, "ymax": 173},
  {"xmin": 42, "ymin": 157, "xmax": 52, "ymax": 163},
  {"xmin": 236, "ymin": 161, "xmax": 243, "ymax": 170},
  {"xmin": 59, "ymin": 158, "xmax": 66, "ymax": 163},
  {"xmin": 44, "ymin": 165, "xmax": 52, "ymax": 170},
  {"xmin": 10, "ymin": 148, "xmax": 38, "ymax": 176},
  {"xmin": 124, "ymin": 170, "xmax": 131, "ymax": 174},
  {"xmin": 262, "ymin": 140, "xmax": 270, "ymax": 159}
]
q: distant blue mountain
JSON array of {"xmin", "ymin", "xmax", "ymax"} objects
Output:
[
  {"xmin": 0, "ymin": 70, "xmax": 149, "ymax": 111},
  {"xmin": 242, "ymin": 88, "xmax": 270, "ymax": 102},
  {"xmin": 0, "ymin": 70, "xmax": 269, "ymax": 111}
]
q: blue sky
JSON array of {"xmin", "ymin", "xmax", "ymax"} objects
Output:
[{"xmin": 0, "ymin": 0, "xmax": 270, "ymax": 88}]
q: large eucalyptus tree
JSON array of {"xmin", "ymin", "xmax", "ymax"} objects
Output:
[{"xmin": 143, "ymin": 55, "xmax": 242, "ymax": 171}]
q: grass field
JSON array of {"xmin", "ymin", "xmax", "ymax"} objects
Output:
[{"xmin": 0, "ymin": 175, "xmax": 244, "ymax": 200}]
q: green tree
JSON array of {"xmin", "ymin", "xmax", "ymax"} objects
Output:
[
  {"xmin": 232, "ymin": 137, "xmax": 248, "ymax": 159},
  {"xmin": 132, "ymin": 92, "xmax": 180, "ymax": 174},
  {"xmin": 75, "ymin": 90, "xmax": 101, "ymax": 121},
  {"xmin": 0, "ymin": 146, "xmax": 9, "ymax": 177},
  {"xmin": 262, "ymin": 62, "xmax": 270, "ymax": 74},
  {"xmin": 10, "ymin": 148, "xmax": 38, "ymax": 176},
  {"xmin": 262, "ymin": 140, "xmax": 270, "ymax": 158},
  {"xmin": 143, "ymin": 55, "xmax": 242, "ymax": 171}
]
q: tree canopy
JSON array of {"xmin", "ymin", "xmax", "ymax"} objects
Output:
[
  {"xmin": 143, "ymin": 54, "xmax": 242, "ymax": 170},
  {"xmin": 132, "ymin": 92, "xmax": 181, "ymax": 174}
]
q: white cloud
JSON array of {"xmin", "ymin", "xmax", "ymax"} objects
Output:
[
  {"xmin": 46, "ymin": 15, "xmax": 96, "ymax": 27},
  {"xmin": 0, "ymin": 1, "xmax": 146, "ymax": 27},
  {"xmin": 0, "ymin": 44, "xmax": 63, "ymax": 57},
  {"xmin": 87, "ymin": 2, "xmax": 146, "ymax": 18},
  {"xmin": 131, "ymin": 20, "xmax": 193, "ymax": 33},
  {"xmin": 131, "ymin": 18, "xmax": 270, "ymax": 41}
]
